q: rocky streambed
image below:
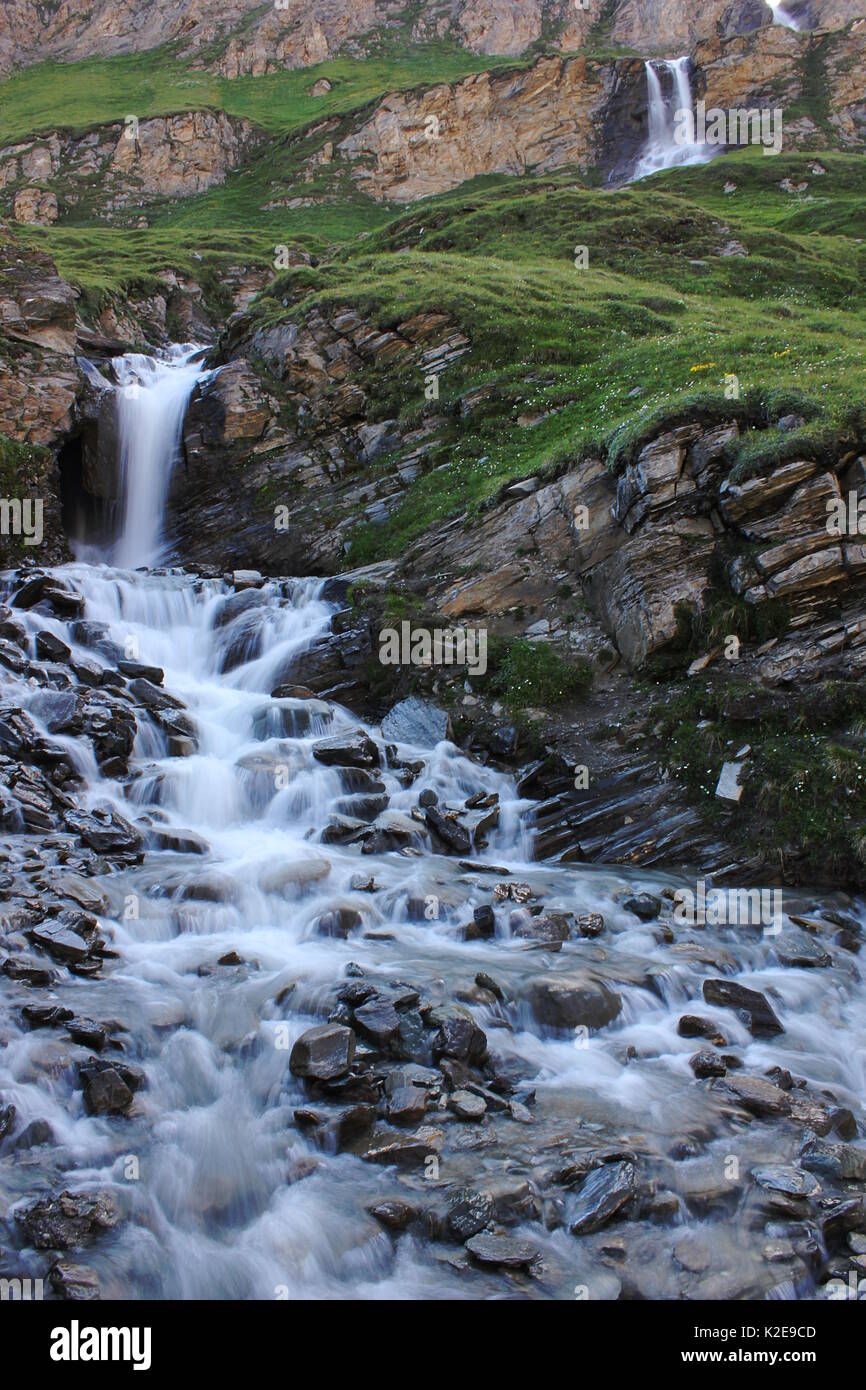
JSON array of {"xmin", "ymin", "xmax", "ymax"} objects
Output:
[{"xmin": 1, "ymin": 560, "xmax": 865, "ymax": 1301}]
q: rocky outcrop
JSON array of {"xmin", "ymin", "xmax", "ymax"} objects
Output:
[
  {"xmin": 0, "ymin": 114, "xmax": 258, "ymax": 224},
  {"xmin": 170, "ymin": 304, "xmax": 470, "ymax": 571},
  {"xmin": 0, "ymin": 0, "xmax": 860, "ymax": 79},
  {"xmin": 337, "ymin": 56, "xmax": 611, "ymax": 202},
  {"xmin": 0, "ymin": 233, "xmax": 80, "ymax": 454}
]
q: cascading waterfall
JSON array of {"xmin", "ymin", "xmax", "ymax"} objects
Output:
[
  {"xmin": 111, "ymin": 345, "xmax": 209, "ymax": 569},
  {"xmin": 1, "ymin": 342, "xmax": 865, "ymax": 1301},
  {"xmin": 766, "ymin": 0, "xmax": 801, "ymax": 29},
  {"xmin": 632, "ymin": 57, "xmax": 715, "ymax": 181}
]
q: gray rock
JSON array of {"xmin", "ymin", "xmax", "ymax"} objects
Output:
[
  {"xmin": 702, "ymin": 978, "xmax": 784, "ymax": 1037},
  {"xmin": 49, "ymin": 1261, "xmax": 101, "ymax": 1301},
  {"xmin": 312, "ymin": 729, "xmax": 380, "ymax": 769},
  {"xmin": 799, "ymin": 1137, "xmax": 866, "ymax": 1183},
  {"xmin": 451, "ymin": 1089, "xmax": 487, "ymax": 1121},
  {"xmin": 569, "ymin": 1160, "xmax": 637, "ymax": 1235},
  {"xmin": 622, "ymin": 892, "xmax": 661, "ymax": 920},
  {"xmin": 15, "ymin": 1190, "xmax": 121, "ymax": 1250},
  {"xmin": 382, "ymin": 697, "xmax": 451, "ymax": 748},
  {"xmin": 428, "ymin": 1006, "xmax": 487, "ymax": 1062},
  {"xmin": 526, "ymin": 974, "xmax": 622, "ymax": 1031},
  {"xmin": 465, "ymin": 1233, "xmax": 538, "ymax": 1269},
  {"xmin": 447, "ymin": 1187, "xmax": 494, "ymax": 1241},
  {"xmin": 290, "ymin": 1023, "xmax": 355, "ymax": 1082},
  {"xmin": 752, "ymin": 1165, "xmax": 821, "ymax": 1197},
  {"xmin": 353, "ymin": 997, "xmax": 401, "ymax": 1047}
]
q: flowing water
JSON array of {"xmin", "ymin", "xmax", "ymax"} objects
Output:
[
  {"xmin": 766, "ymin": 1, "xmax": 801, "ymax": 30},
  {"xmin": 633, "ymin": 58, "xmax": 716, "ymax": 181},
  {"xmin": 1, "ymin": 353, "xmax": 865, "ymax": 1300}
]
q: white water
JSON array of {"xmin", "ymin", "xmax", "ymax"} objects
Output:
[
  {"xmin": 111, "ymin": 346, "xmax": 209, "ymax": 569},
  {"xmin": 633, "ymin": 57, "xmax": 715, "ymax": 181},
  {"xmin": 2, "ymin": 350, "xmax": 865, "ymax": 1300},
  {"xmin": 766, "ymin": 0, "xmax": 801, "ymax": 30}
]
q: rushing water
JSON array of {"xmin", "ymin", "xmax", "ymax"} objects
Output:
[
  {"xmin": 633, "ymin": 58, "xmax": 716, "ymax": 181},
  {"xmin": 1, "ymin": 353, "xmax": 865, "ymax": 1300},
  {"xmin": 108, "ymin": 346, "xmax": 209, "ymax": 570},
  {"xmin": 766, "ymin": 1, "xmax": 801, "ymax": 30}
]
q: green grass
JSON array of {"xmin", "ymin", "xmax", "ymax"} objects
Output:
[
  {"xmin": 651, "ymin": 678, "xmax": 866, "ymax": 886},
  {"xmin": 0, "ymin": 42, "xmax": 520, "ymax": 147},
  {"xmin": 483, "ymin": 637, "xmax": 593, "ymax": 711},
  {"xmin": 224, "ymin": 148, "xmax": 866, "ymax": 562}
]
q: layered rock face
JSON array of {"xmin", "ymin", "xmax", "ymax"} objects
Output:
[
  {"xmin": 338, "ymin": 56, "xmax": 611, "ymax": 203},
  {"xmin": 0, "ymin": 114, "xmax": 258, "ymax": 226},
  {"xmin": 0, "ymin": 0, "xmax": 858, "ymax": 79}
]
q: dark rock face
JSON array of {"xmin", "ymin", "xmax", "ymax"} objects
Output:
[
  {"xmin": 15, "ymin": 1190, "xmax": 122, "ymax": 1250},
  {"xmin": 702, "ymin": 978, "xmax": 784, "ymax": 1037},
  {"xmin": 312, "ymin": 730, "xmax": 381, "ymax": 770},
  {"xmin": 525, "ymin": 974, "xmax": 622, "ymax": 1031},
  {"xmin": 569, "ymin": 1161, "xmax": 637, "ymax": 1235},
  {"xmin": 289, "ymin": 1023, "xmax": 356, "ymax": 1081}
]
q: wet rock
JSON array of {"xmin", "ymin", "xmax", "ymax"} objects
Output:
[
  {"xmin": 150, "ymin": 826, "xmax": 210, "ymax": 854},
  {"xmin": 353, "ymin": 997, "xmax": 401, "ymax": 1048},
  {"xmin": 22, "ymin": 1002, "xmax": 74, "ymax": 1029},
  {"xmin": 465, "ymin": 1232, "xmax": 538, "ymax": 1270},
  {"xmin": 718, "ymin": 1074, "xmax": 791, "ymax": 1118},
  {"xmin": 10, "ymin": 1118, "xmax": 55, "ymax": 1150},
  {"xmin": 314, "ymin": 907, "xmax": 362, "ymax": 939},
  {"xmin": 622, "ymin": 892, "xmax": 661, "ymax": 921},
  {"xmin": 35, "ymin": 630, "xmax": 70, "ymax": 663},
  {"xmin": 79, "ymin": 1058, "xmax": 139, "ymax": 1116},
  {"xmin": 511, "ymin": 910, "xmax": 571, "ymax": 946},
  {"xmin": 28, "ymin": 919, "xmax": 93, "ymax": 964},
  {"xmin": 312, "ymin": 730, "xmax": 380, "ymax": 769},
  {"xmin": 361, "ymin": 1128, "xmax": 441, "ymax": 1169},
  {"xmin": 799, "ymin": 1137, "xmax": 866, "ymax": 1183},
  {"xmin": 65, "ymin": 805, "xmax": 143, "ymax": 858},
  {"xmin": 428, "ymin": 1005, "xmax": 487, "ymax": 1062},
  {"xmin": 49, "ymin": 1261, "xmax": 101, "ymax": 1301},
  {"xmin": 387, "ymin": 1085, "xmax": 428, "ymax": 1124},
  {"xmin": 381, "ymin": 697, "xmax": 451, "ymax": 748},
  {"xmin": 424, "ymin": 804, "xmax": 471, "ymax": 854},
  {"xmin": 576, "ymin": 912, "xmax": 605, "ymax": 937},
  {"xmin": 702, "ymin": 978, "xmax": 784, "ymax": 1037},
  {"xmin": 526, "ymin": 974, "xmax": 622, "ymax": 1031},
  {"xmin": 2, "ymin": 956, "xmax": 54, "ymax": 987},
  {"xmin": 463, "ymin": 904, "xmax": 495, "ymax": 941},
  {"xmin": 678, "ymin": 1015, "xmax": 727, "ymax": 1046},
  {"xmin": 690, "ymin": 1051, "xmax": 726, "ymax": 1079},
  {"xmin": 451, "ymin": 1089, "xmax": 487, "ymax": 1121},
  {"xmin": 753, "ymin": 1166, "xmax": 821, "ymax": 1198},
  {"xmin": 569, "ymin": 1161, "xmax": 637, "ymax": 1235},
  {"xmin": 15, "ymin": 1190, "xmax": 121, "ymax": 1249},
  {"xmin": 367, "ymin": 1199, "xmax": 417, "ymax": 1232},
  {"xmin": 447, "ymin": 1187, "xmax": 494, "ymax": 1242},
  {"xmin": 0, "ymin": 1102, "xmax": 16, "ymax": 1139},
  {"xmin": 289, "ymin": 1023, "xmax": 355, "ymax": 1082}
]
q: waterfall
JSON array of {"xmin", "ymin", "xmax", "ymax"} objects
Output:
[
  {"xmin": 632, "ymin": 57, "xmax": 715, "ymax": 181},
  {"xmin": 111, "ymin": 345, "xmax": 208, "ymax": 569},
  {"xmin": 766, "ymin": 0, "xmax": 801, "ymax": 29}
]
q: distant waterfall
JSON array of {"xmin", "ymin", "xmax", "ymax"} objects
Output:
[
  {"xmin": 632, "ymin": 57, "xmax": 714, "ymax": 181},
  {"xmin": 112, "ymin": 345, "xmax": 208, "ymax": 568},
  {"xmin": 766, "ymin": 1, "xmax": 801, "ymax": 30}
]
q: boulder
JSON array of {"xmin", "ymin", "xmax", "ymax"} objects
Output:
[{"xmin": 289, "ymin": 1023, "xmax": 355, "ymax": 1082}]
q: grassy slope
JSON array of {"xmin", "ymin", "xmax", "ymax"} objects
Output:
[{"xmin": 238, "ymin": 149, "xmax": 864, "ymax": 563}]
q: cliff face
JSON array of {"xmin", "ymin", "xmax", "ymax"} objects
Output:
[{"xmin": 0, "ymin": 0, "xmax": 860, "ymax": 78}]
